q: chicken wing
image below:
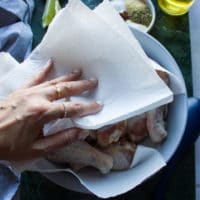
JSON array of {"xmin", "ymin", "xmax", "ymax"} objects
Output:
[
  {"xmin": 96, "ymin": 121, "xmax": 126, "ymax": 147},
  {"xmin": 156, "ymin": 69, "xmax": 169, "ymax": 85},
  {"xmin": 146, "ymin": 106, "xmax": 167, "ymax": 143},
  {"xmin": 101, "ymin": 140, "xmax": 136, "ymax": 170},
  {"xmin": 127, "ymin": 114, "xmax": 148, "ymax": 143},
  {"xmin": 47, "ymin": 140, "xmax": 113, "ymax": 174}
]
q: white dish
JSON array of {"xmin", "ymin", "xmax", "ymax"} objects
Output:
[
  {"xmin": 145, "ymin": 0, "xmax": 156, "ymax": 32},
  {"xmin": 42, "ymin": 27, "xmax": 187, "ymax": 194},
  {"xmin": 110, "ymin": 0, "xmax": 156, "ymax": 32}
]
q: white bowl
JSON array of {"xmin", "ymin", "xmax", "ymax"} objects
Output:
[
  {"xmin": 42, "ymin": 27, "xmax": 187, "ymax": 194},
  {"xmin": 144, "ymin": 0, "xmax": 156, "ymax": 32},
  {"xmin": 110, "ymin": 0, "xmax": 156, "ymax": 32}
]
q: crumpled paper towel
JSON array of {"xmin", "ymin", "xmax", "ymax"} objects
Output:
[
  {"xmin": 9, "ymin": 145, "xmax": 166, "ymax": 198},
  {"xmin": 0, "ymin": 0, "xmax": 185, "ymax": 198}
]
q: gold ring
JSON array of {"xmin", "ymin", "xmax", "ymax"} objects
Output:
[
  {"xmin": 55, "ymin": 85, "xmax": 62, "ymax": 99},
  {"xmin": 62, "ymin": 103, "xmax": 68, "ymax": 118}
]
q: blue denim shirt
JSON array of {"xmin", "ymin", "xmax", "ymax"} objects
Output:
[{"xmin": 0, "ymin": 1, "xmax": 34, "ymax": 199}]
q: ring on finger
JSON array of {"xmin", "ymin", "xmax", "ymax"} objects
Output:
[
  {"xmin": 55, "ymin": 85, "xmax": 62, "ymax": 99},
  {"xmin": 62, "ymin": 103, "xmax": 68, "ymax": 118}
]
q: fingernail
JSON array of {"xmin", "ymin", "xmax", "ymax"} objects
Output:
[
  {"xmin": 72, "ymin": 69, "xmax": 81, "ymax": 74},
  {"xmin": 89, "ymin": 78, "xmax": 98, "ymax": 84},
  {"xmin": 47, "ymin": 58, "xmax": 53, "ymax": 65},
  {"xmin": 45, "ymin": 59, "xmax": 53, "ymax": 68},
  {"xmin": 97, "ymin": 100, "xmax": 103, "ymax": 106}
]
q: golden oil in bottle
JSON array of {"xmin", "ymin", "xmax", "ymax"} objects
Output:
[{"xmin": 158, "ymin": 0, "xmax": 195, "ymax": 15}]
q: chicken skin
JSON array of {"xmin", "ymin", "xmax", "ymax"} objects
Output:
[{"xmin": 47, "ymin": 140, "xmax": 113, "ymax": 174}]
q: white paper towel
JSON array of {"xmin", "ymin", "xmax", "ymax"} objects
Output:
[
  {"xmin": 9, "ymin": 145, "xmax": 166, "ymax": 198},
  {"xmin": 0, "ymin": 0, "xmax": 173, "ymax": 130}
]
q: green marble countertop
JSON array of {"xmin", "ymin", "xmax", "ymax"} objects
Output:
[{"xmin": 19, "ymin": 0, "xmax": 195, "ymax": 199}]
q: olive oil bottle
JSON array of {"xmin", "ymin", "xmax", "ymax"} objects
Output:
[{"xmin": 158, "ymin": 0, "xmax": 195, "ymax": 15}]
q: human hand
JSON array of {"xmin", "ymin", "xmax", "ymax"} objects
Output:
[{"xmin": 0, "ymin": 60, "xmax": 102, "ymax": 161}]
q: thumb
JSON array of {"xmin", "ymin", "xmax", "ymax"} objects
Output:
[{"xmin": 32, "ymin": 128, "xmax": 84, "ymax": 155}]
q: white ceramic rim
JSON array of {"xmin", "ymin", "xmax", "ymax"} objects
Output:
[{"xmin": 145, "ymin": 0, "xmax": 156, "ymax": 32}]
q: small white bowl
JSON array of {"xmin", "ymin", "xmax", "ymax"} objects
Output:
[
  {"xmin": 145, "ymin": 0, "xmax": 156, "ymax": 32},
  {"xmin": 110, "ymin": 0, "xmax": 156, "ymax": 32}
]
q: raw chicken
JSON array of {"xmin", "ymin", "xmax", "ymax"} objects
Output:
[
  {"xmin": 127, "ymin": 108, "xmax": 167, "ymax": 144},
  {"xmin": 47, "ymin": 69, "xmax": 169, "ymax": 173},
  {"xmin": 156, "ymin": 69, "xmax": 170, "ymax": 85},
  {"xmin": 143, "ymin": 69, "xmax": 168, "ymax": 143},
  {"xmin": 146, "ymin": 106, "xmax": 167, "ymax": 143},
  {"xmin": 102, "ymin": 140, "xmax": 136, "ymax": 170},
  {"xmin": 127, "ymin": 114, "xmax": 148, "ymax": 143},
  {"xmin": 96, "ymin": 121, "xmax": 126, "ymax": 147},
  {"xmin": 47, "ymin": 140, "xmax": 113, "ymax": 174}
]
